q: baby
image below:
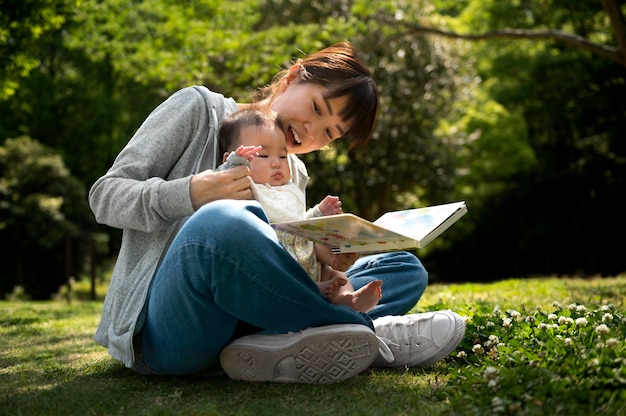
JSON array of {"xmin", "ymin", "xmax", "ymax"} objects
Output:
[{"xmin": 217, "ymin": 105, "xmax": 382, "ymax": 312}]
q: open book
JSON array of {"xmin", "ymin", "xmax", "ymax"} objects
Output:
[{"xmin": 272, "ymin": 201, "xmax": 467, "ymax": 254}]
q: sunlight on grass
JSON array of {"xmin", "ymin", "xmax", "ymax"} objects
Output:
[{"xmin": 417, "ymin": 275, "xmax": 626, "ymax": 314}]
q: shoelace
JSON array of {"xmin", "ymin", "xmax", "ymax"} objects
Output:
[
  {"xmin": 376, "ymin": 336, "xmax": 395, "ymax": 363},
  {"xmin": 376, "ymin": 317, "xmax": 419, "ymax": 350}
]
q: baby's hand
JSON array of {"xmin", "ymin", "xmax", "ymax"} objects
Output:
[
  {"xmin": 319, "ymin": 195, "xmax": 342, "ymax": 216},
  {"xmin": 234, "ymin": 145, "xmax": 262, "ymax": 161}
]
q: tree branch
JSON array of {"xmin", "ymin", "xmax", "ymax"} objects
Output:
[{"xmin": 376, "ymin": 2, "xmax": 626, "ymax": 69}]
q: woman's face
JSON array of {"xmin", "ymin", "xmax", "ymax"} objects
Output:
[{"xmin": 270, "ymin": 81, "xmax": 351, "ymax": 155}]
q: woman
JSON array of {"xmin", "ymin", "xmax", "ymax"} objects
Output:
[{"xmin": 89, "ymin": 42, "xmax": 465, "ymax": 383}]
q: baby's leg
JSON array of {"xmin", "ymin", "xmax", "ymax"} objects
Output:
[
  {"xmin": 321, "ymin": 264, "xmax": 382, "ymax": 312},
  {"xmin": 334, "ymin": 280, "xmax": 383, "ymax": 313},
  {"xmin": 318, "ymin": 264, "xmax": 348, "ymax": 301}
]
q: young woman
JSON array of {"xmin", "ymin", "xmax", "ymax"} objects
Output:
[{"xmin": 89, "ymin": 42, "xmax": 465, "ymax": 383}]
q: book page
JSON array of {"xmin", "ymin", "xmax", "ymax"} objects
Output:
[
  {"xmin": 272, "ymin": 214, "xmax": 413, "ymax": 252},
  {"xmin": 373, "ymin": 201, "xmax": 467, "ymax": 241}
]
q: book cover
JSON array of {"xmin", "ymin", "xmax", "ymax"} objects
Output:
[{"xmin": 271, "ymin": 201, "xmax": 467, "ymax": 253}]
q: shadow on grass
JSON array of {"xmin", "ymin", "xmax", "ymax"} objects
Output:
[{"xmin": 0, "ymin": 361, "xmax": 455, "ymax": 416}]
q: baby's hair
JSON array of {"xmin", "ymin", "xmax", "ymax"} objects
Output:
[{"xmin": 217, "ymin": 105, "xmax": 277, "ymax": 156}]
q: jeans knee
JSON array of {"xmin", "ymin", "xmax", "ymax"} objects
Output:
[
  {"xmin": 194, "ymin": 200, "xmax": 267, "ymax": 227},
  {"xmin": 182, "ymin": 200, "xmax": 270, "ymax": 244},
  {"xmin": 378, "ymin": 251, "xmax": 428, "ymax": 291},
  {"xmin": 401, "ymin": 252, "xmax": 428, "ymax": 286}
]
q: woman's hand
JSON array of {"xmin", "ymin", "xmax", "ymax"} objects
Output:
[
  {"xmin": 190, "ymin": 165, "xmax": 253, "ymax": 210},
  {"xmin": 315, "ymin": 243, "xmax": 359, "ymax": 272}
]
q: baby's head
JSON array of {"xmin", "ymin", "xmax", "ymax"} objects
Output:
[{"xmin": 218, "ymin": 105, "xmax": 290, "ymax": 186}]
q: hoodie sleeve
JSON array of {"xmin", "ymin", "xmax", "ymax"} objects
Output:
[{"xmin": 88, "ymin": 87, "xmax": 212, "ymax": 232}]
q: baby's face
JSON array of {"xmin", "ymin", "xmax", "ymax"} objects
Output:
[{"xmin": 238, "ymin": 123, "xmax": 290, "ymax": 186}]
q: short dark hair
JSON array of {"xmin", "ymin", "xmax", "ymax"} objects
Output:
[{"xmin": 217, "ymin": 105, "xmax": 276, "ymax": 156}]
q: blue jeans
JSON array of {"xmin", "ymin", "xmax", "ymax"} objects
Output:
[{"xmin": 135, "ymin": 200, "xmax": 427, "ymax": 375}]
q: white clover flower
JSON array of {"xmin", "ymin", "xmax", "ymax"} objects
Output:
[
  {"xmin": 539, "ymin": 323, "xmax": 549, "ymax": 330},
  {"xmin": 589, "ymin": 358, "xmax": 600, "ymax": 367},
  {"xmin": 492, "ymin": 397, "xmax": 505, "ymax": 413},
  {"xmin": 606, "ymin": 338, "xmax": 618, "ymax": 347},
  {"xmin": 488, "ymin": 379, "xmax": 499, "ymax": 390},
  {"xmin": 484, "ymin": 366, "xmax": 498, "ymax": 379},
  {"xmin": 552, "ymin": 301, "xmax": 563, "ymax": 309},
  {"xmin": 548, "ymin": 313, "xmax": 557, "ymax": 320},
  {"xmin": 457, "ymin": 350, "xmax": 467, "ymax": 358},
  {"xmin": 575, "ymin": 317, "xmax": 588, "ymax": 326},
  {"xmin": 487, "ymin": 321, "xmax": 495, "ymax": 327},
  {"xmin": 472, "ymin": 344, "xmax": 484, "ymax": 353},
  {"xmin": 563, "ymin": 337, "xmax": 573, "ymax": 346},
  {"xmin": 485, "ymin": 335, "xmax": 499, "ymax": 347},
  {"xmin": 602, "ymin": 313, "xmax": 613, "ymax": 323},
  {"xmin": 502, "ymin": 318, "xmax": 512, "ymax": 328},
  {"xmin": 509, "ymin": 310, "xmax": 521, "ymax": 318},
  {"xmin": 600, "ymin": 304, "xmax": 612, "ymax": 311},
  {"xmin": 525, "ymin": 316, "xmax": 536, "ymax": 323},
  {"xmin": 597, "ymin": 342, "xmax": 605, "ymax": 349},
  {"xmin": 552, "ymin": 324, "xmax": 559, "ymax": 330},
  {"xmin": 595, "ymin": 324, "xmax": 610, "ymax": 335},
  {"xmin": 493, "ymin": 305, "xmax": 502, "ymax": 315},
  {"xmin": 576, "ymin": 305, "xmax": 588, "ymax": 313},
  {"xmin": 568, "ymin": 303, "xmax": 577, "ymax": 311}
]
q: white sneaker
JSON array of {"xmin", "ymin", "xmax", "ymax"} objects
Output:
[
  {"xmin": 372, "ymin": 311, "xmax": 466, "ymax": 368},
  {"xmin": 220, "ymin": 324, "xmax": 379, "ymax": 384}
]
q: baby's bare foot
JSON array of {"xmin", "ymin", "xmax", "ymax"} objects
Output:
[
  {"xmin": 334, "ymin": 280, "xmax": 383, "ymax": 313},
  {"xmin": 318, "ymin": 275, "xmax": 347, "ymax": 301}
]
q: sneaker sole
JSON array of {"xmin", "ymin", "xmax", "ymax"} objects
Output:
[{"xmin": 219, "ymin": 324, "xmax": 378, "ymax": 384}]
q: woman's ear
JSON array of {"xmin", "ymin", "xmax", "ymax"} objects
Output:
[
  {"xmin": 280, "ymin": 64, "xmax": 301, "ymax": 92},
  {"xmin": 222, "ymin": 151, "xmax": 230, "ymax": 163}
]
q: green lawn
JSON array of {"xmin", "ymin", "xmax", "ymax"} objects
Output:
[{"xmin": 1, "ymin": 275, "xmax": 625, "ymax": 416}]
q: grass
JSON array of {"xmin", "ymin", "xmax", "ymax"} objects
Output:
[{"xmin": 1, "ymin": 275, "xmax": 626, "ymax": 416}]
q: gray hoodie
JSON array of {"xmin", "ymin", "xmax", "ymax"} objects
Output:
[{"xmin": 89, "ymin": 86, "xmax": 310, "ymax": 367}]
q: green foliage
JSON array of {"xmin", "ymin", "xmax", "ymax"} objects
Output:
[
  {"xmin": 417, "ymin": 0, "xmax": 626, "ymax": 280},
  {"xmin": 0, "ymin": 0, "xmax": 75, "ymax": 99},
  {"xmin": 0, "ymin": 136, "xmax": 91, "ymax": 299},
  {"xmin": 1, "ymin": 0, "xmax": 624, "ymax": 290},
  {"xmin": 446, "ymin": 302, "xmax": 626, "ymax": 413}
]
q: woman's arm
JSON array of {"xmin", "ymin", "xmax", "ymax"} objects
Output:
[{"xmin": 89, "ymin": 88, "xmax": 213, "ymax": 232}]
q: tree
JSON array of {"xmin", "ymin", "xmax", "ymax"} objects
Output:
[{"xmin": 0, "ymin": 136, "xmax": 91, "ymax": 299}]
